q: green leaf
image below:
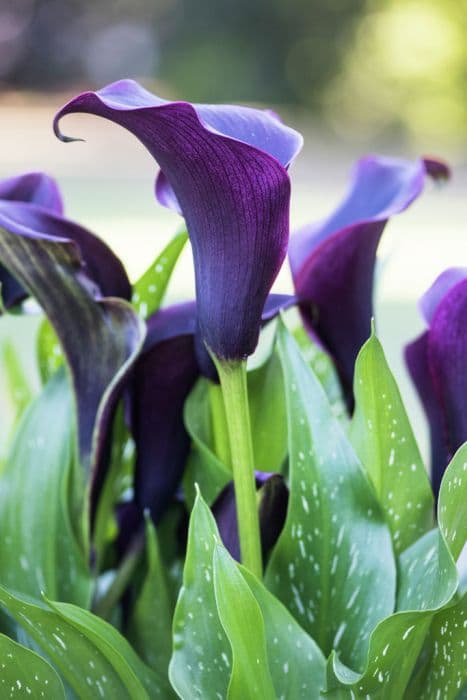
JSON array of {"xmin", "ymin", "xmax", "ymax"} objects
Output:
[
  {"xmin": 438, "ymin": 443, "xmax": 467, "ymax": 561},
  {"xmin": 239, "ymin": 566, "xmax": 326, "ymax": 699},
  {"xmin": 350, "ymin": 332, "xmax": 434, "ymax": 553},
  {"xmin": 266, "ymin": 321, "xmax": 395, "ymax": 672},
  {"xmin": 213, "ymin": 545, "xmax": 276, "ymax": 699},
  {"xmin": 248, "ymin": 350, "xmax": 287, "ymax": 473},
  {"xmin": 126, "ymin": 517, "xmax": 174, "ymax": 684},
  {"xmin": 405, "ymin": 592, "xmax": 467, "ymax": 699},
  {"xmin": 326, "ymin": 440, "xmax": 464, "ymax": 697},
  {"xmin": 0, "ymin": 369, "xmax": 91, "ymax": 605},
  {"xmin": 0, "ymin": 584, "xmax": 168, "ymax": 698},
  {"xmin": 37, "ymin": 318, "xmax": 64, "ymax": 384},
  {"xmin": 183, "ymin": 379, "xmax": 232, "ymax": 507},
  {"xmin": 132, "ymin": 228, "xmax": 188, "ymax": 318},
  {"xmin": 169, "ymin": 491, "xmax": 231, "ymax": 700},
  {"xmin": 92, "ymin": 404, "xmax": 135, "ymax": 571},
  {"xmin": 293, "ymin": 324, "xmax": 347, "ymax": 424},
  {"xmin": 0, "ymin": 633, "xmax": 66, "ymax": 698},
  {"xmin": 2, "ymin": 339, "xmax": 35, "ymax": 422}
]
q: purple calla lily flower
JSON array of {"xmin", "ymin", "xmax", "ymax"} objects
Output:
[
  {"xmin": 406, "ymin": 268, "xmax": 467, "ymax": 496},
  {"xmin": 54, "ymin": 80, "xmax": 303, "ymax": 362},
  {"xmin": 289, "ymin": 155, "xmax": 450, "ymax": 405},
  {"xmin": 0, "ymin": 172, "xmax": 64, "ymax": 213},
  {"xmin": 0, "ymin": 173, "xmax": 63, "ymax": 308},
  {"xmin": 128, "ymin": 294, "xmax": 295, "ymax": 527},
  {"xmin": 0, "ymin": 173, "xmax": 131, "ymax": 308}
]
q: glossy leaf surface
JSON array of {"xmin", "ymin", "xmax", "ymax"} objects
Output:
[
  {"xmin": 0, "ymin": 585, "xmax": 166, "ymax": 698},
  {"xmin": 0, "ymin": 633, "xmax": 66, "ymax": 698},
  {"xmin": 213, "ymin": 545, "xmax": 276, "ymax": 699},
  {"xmin": 0, "ymin": 370, "xmax": 91, "ymax": 604},
  {"xmin": 132, "ymin": 228, "xmax": 188, "ymax": 319},
  {"xmin": 350, "ymin": 332, "xmax": 434, "ymax": 553},
  {"xmin": 266, "ymin": 321, "xmax": 395, "ymax": 671}
]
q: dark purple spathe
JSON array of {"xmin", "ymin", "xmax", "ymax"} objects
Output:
[
  {"xmin": 0, "ymin": 172, "xmax": 131, "ymax": 307},
  {"xmin": 54, "ymin": 79, "xmax": 303, "ymax": 361},
  {"xmin": 128, "ymin": 295, "xmax": 295, "ymax": 526},
  {"xmin": 0, "ymin": 172, "xmax": 63, "ymax": 214},
  {"xmin": 406, "ymin": 269, "xmax": 467, "ymax": 496},
  {"xmin": 289, "ymin": 155, "xmax": 450, "ymax": 402}
]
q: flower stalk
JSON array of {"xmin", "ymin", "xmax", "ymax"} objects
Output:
[{"xmin": 214, "ymin": 358, "xmax": 263, "ymax": 578}]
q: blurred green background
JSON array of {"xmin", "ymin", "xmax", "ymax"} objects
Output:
[{"xmin": 0, "ymin": 0, "xmax": 466, "ymax": 458}]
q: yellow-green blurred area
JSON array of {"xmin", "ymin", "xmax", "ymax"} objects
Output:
[{"xmin": 0, "ymin": 0, "xmax": 466, "ymax": 457}]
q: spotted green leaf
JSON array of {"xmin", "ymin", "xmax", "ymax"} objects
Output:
[
  {"xmin": 132, "ymin": 228, "xmax": 188, "ymax": 318},
  {"xmin": 350, "ymin": 332, "xmax": 434, "ymax": 553},
  {"xmin": 266, "ymin": 321, "xmax": 395, "ymax": 672},
  {"xmin": 169, "ymin": 491, "xmax": 231, "ymax": 700},
  {"xmin": 0, "ymin": 369, "xmax": 91, "ymax": 605},
  {"xmin": 0, "ymin": 584, "xmax": 168, "ymax": 698},
  {"xmin": 0, "ymin": 633, "xmax": 66, "ymax": 698},
  {"xmin": 237, "ymin": 566, "xmax": 326, "ymax": 699},
  {"xmin": 438, "ymin": 443, "xmax": 467, "ymax": 561},
  {"xmin": 213, "ymin": 545, "xmax": 276, "ymax": 699},
  {"xmin": 171, "ymin": 490, "xmax": 326, "ymax": 700},
  {"xmin": 405, "ymin": 592, "xmax": 467, "ymax": 699},
  {"xmin": 293, "ymin": 324, "xmax": 347, "ymax": 424},
  {"xmin": 126, "ymin": 517, "xmax": 174, "ymax": 686},
  {"xmin": 326, "ymin": 440, "xmax": 465, "ymax": 697}
]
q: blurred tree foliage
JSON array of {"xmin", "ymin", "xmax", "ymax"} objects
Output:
[
  {"xmin": 2, "ymin": 0, "xmax": 466, "ymax": 142},
  {"xmin": 324, "ymin": 0, "xmax": 467, "ymax": 144},
  {"xmin": 160, "ymin": 0, "xmax": 366, "ymax": 106},
  {"xmin": 3, "ymin": 0, "xmax": 365, "ymax": 107}
]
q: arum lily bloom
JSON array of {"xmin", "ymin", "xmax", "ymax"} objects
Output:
[
  {"xmin": 0, "ymin": 172, "xmax": 131, "ymax": 308},
  {"xmin": 289, "ymin": 156, "xmax": 450, "ymax": 405},
  {"xmin": 0, "ymin": 172, "xmax": 141, "ymax": 514},
  {"xmin": 54, "ymin": 79, "xmax": 302, "ymax": 363},
  {"xmin": 54, "ymin": 81, "xmax": 302, "ymax": 576},
  {"xmin": 405, "ymin": 268, "xmax": 467, "ymax": 497},
  {"xmin": 126, "ymin": 294, "xmax": 295, "ymax": 529}
]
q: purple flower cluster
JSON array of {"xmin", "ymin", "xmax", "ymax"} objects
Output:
[{"xmin": 0, "ymin": 79, "xmax": 459, "ymax": 555}]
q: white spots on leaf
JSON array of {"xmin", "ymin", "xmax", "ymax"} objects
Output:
[
  {"xmin": 402, "ymin": 625, "xmax": 415, "ymax": 640},
  {"xmin": 333, "ymin": 622, "xmax": 347, "ymax": 648}
]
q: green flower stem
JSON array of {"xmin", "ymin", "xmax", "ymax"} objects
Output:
[
  {"xmin": 215, "ymin": 358, "xmax": 262, "ymax": 578},
  {"xmin": 209, "ymin": 382, "xmax": 232, "ymax": 470}
]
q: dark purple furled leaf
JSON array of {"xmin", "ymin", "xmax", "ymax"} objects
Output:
[
  {"xmin": 54, "ymin": 79, "xmax": 302, "ymax": 361},
  {"xmin": 128, "ymin": 296, "xmax": 295, "ymax": 532},
  {"xmin": 0, "ymin": 201, "xmax": 131, "ymax": 307},
  {"xmin": 130, "ymin": 303, "xmax": 199, "ymax": 524},
  {"xmin": 0, "ymin": 171, "xmax": 64, "ymax": 213},
  {"xmin": 212, "ymin": 473, "xmax": 288, "ymax": 562},
  {"xmin": 406, "ymin": 271, "xmax": 467, "ymax": 496},
  {"xmin": 289, "ymin": 155, "xmax": 449, "ymax": 402},
  {"xmin": 0, "ymin": 224, "xmax": 145, "ymax": 492}
]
